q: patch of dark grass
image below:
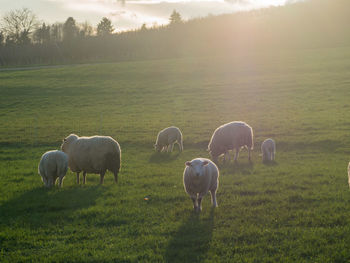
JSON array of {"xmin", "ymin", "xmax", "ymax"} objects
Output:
[
  {"xmin": 165, "ymin": 209, "xmax": 215, "ymax": 263},
  {"xmin": 148, "ymin": 152, "xmax": 181, "ymax": 163},
  {"xmin": 0, "ymin": 186, "xmax": 102, "ymax": 227}
]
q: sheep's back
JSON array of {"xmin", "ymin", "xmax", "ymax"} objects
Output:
[
  {"xmin": 39, "ymin": 150, "xmax": 68, "ymax": 176},
  {"xmin": 157, "ymin": 126, "xmax": 181, "ymax": 145},
  {"xmin": 70, "ymin": 136, "xmax": 120, "ymax": 173},
  {"xmin": 209, "ymin": 122, "xmax": 253, "ymax": 152}
]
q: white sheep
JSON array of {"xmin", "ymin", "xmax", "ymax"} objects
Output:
[
  {"xmin": 154, "ymin": 126, "xmax": 183, "ymax": 152},
  {"xmin": 348, "ymin": 162, "xmax": 350, "ymax": 188},
  {"xmin": 208, "ymin": 121, "xmax": 253, "ymax": 164},
  {"xmin": 61, "ymin": 134, "xmax": 121, "ymax": 184},
  {"xmin": 38, "ymin": 150, "xmax": 68, "ymax": 188},
  {"xmin": 183, "ymin": 158, "xmax": 219, "ymax": 212},
  {"xmin": 261, "ymin": 138, "xmax": 276, "ymax": 162}
]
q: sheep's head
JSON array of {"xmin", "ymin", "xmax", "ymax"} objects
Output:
[
  {"xmin": 208, "ymin": 149, "xmax": 220, "ymax": 164},
  {"xmin": 61, "ymin": 134, "xmax": 79, "ymax": 153},
  {"xmin": 185, "ymin": 159, "xmax": 209, "ymax": 177},
  {"xmin": 208, "ymin": 145, "xmax": 226, "ymax": 164},
  {"xmin": 154, "ymin": 143, "xmax": 162, "ymax": 152}
]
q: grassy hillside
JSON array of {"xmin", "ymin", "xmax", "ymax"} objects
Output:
[{"xmin": 1, "ymin": 46, "xmax": 350, "ymax": 262}]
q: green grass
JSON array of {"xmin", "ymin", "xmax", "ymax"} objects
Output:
[{"xmin": 1, "ymin": 47, "xmax": 350, "ymax": 262}]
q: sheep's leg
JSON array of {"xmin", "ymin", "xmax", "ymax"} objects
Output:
[
  {"xmin": 197, "ymin": 196, "xmax": 203, "ymax": 212},
  {"xmin": 82, "ymin": 171, "xmax": 87, "ymax": 184},
  {"xmin": 99, "ymin": 170, "xmax": 106, "ymax": 184},
  {"xmin": 191, "ymin": 195, "xmax": 198, "ymax": 211},
  {"xmin": 170, "ymin": 143, "xmax": 174, "ymax": 152},
  {"xmin": 114, "ymin": 172, "xmax": 118, "ymax": 184},
  {"xmin": 271, "ymin": 151, "xmax": 275, "ymax": 161},
  {"xmin": 48, "ymin": 177, "xmax": 53, "ymax": 187},
  {"xmin": 76, "ymin": 172, "xmax": 80, "ymax": 184},
  {"xmin": 42, "ymin": 175, "xmax": 48, "ymax": 187},
  {"xmin": 248, "ymin": 147, "xmax": 251, "ymax": 161},
  {"xmin": 210, "ymin": 190, "xmax": 218, "ymax": 207},
  {"xmin": 234, "ymin": 148, "xmax": 239, "ymax": 162},
  {"xmin": 224, "ymin": 151, "xmax": 230, "ymax": 163},
  {"xmin": 58, "ymin": 176, "xmax": 63, "ymax": 187}
]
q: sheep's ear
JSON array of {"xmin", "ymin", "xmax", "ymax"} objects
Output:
[
  {"xmin": 63, "ymin": 138, "xmax": 67, "ymax": 142},
  {"xmin": 202, "ymin": 160, "xmax": 209, "ymax": 166},
  {"xmin": 185, "ymin": 161, "xmax": 191, "ymax": 166}
]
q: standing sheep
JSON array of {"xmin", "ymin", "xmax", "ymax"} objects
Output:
[
  {"xmin": 183, "ymin": 158, "xmax": 219, "ymax": 212},
  {"xmin": 208, "ymin": 121, "xmax": 253, "ymax": 164},
  {"xmin": 38, "ymin": 150, "xmax": 68, "ymax": 188},
  {"xmin": 61, "ymin": 134, "xmax": 121, "ymax": 184},
  {"xmin": 261, "ymin": 138, "xmax": 276, "ymax": 162},
  {"xmin": 154, "ymin": 126, "xmax": 183, "ymax": 152}
]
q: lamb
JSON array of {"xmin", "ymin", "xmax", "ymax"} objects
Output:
[
  {"xmin": 261, "ymin": 138, "xmax": 276, "ymax": 162},
  {"xmin": 183, "ymin": 158, "xmax": 219, "ymax": 212},
  {"xmin": 208, "ymin": 121, "xmax": 253, "ymax": 164},
  {"xmin": 154, "ymin": 126, "xmax": 183, "ymax": 152},
  {"xmin": 61, "ymin": 134, "xmax": 121, "ymax": 184},
  {"xmin": 38, "ymin": 150, "xmax": 68, "ymax": 188}
]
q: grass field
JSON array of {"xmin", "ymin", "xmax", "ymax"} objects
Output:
[{"xmin": 1, "ymin": 46, "xmax": 350, "ymax": 262}]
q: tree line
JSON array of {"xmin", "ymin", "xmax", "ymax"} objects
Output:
[
  {"xmin": 0, "ymin": 0, "xmax": 349, "ymax": 67},
  {"xmin": 0, "ymin": 8, "xmax": 183, "ymax": 66}
]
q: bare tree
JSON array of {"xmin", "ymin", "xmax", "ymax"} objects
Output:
[
  {"xmin": 79, "ymin": 21, "xmax": 94, "ymax": 38},
  {"xmin": 51, "ymin": 23, "xmax": 63, "ymax": 43},
  {"xmin": 33, "ymin": 23, "xmax": 51, "ymax": 44},
  {"xmin": 1, "ymin": 8, "xmax": 39, "ymax": 44}
]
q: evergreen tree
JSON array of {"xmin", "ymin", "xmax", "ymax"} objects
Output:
[
  {"xmin": 97, "ymin": 17, "xmax": 114, "ymax": 36},
  {"xmin": 169, "ymin": 10, "xmax": 182, "ymax": 26},
  {"xmin": 63, "ymin": 17, "xmax": 78, "ymax": 42}
]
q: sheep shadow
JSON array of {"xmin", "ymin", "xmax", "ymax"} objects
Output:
[
  {"xmin": 0, "ymin": 185, "xmax": 102, "ymax": 228},
  {"xmin": 148, "ymin": 151, "xmax": 181, "ymax": 163},
  {"xmin": 263, "ymin": 160, "xmax": 278, "ymax": 166},
  {"xmin": 164, "ymin": 209, "xmax": 215, "ymax": 263},
  {"xmin": 220, "ymin": 160, "xmax": 254, "ymax": 175}
]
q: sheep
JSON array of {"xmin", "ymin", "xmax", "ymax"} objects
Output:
[
  {"xmin": 261, "ymin": 138, "xmax": 276, "ymax": 162},
  {"xmin": 38, "ymin": 150, "xmax": 68, "ymax": 188},
  {"xmin": 61, "ymin": 134, "xmax": 121, "ymax": 184},
  {"xmin": 183, "ymin": 158, "xmax": 219, "ymax": 212},
  {"xmin": 208, "ymin": 121, "xmax": 253, "ymax": 164},
  {"xmin": 154, "ymin": 126, "xmax": 183, "ymax": 152}
]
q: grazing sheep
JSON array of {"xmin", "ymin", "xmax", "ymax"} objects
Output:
[
  {"xmin": 208, "ymin": 121, "xmax": 253, "ymax": 164},
  {"xmin": 261, "ymin": 138, "xmax": 276, "ymax": 162},
  {"xmin": 154, "ymin": 126, "xmax": 183, "ymax": 152},
  {"xmin": 348, "ymin": 162, "xmax": 350, "ymax": 188},
  {"xmin": 183, "ymin": 158, "xmax": 219, "ymax": 212},
  {"xmin": 61, "ymin": 134, "xmax": 121, "ymax": 184},
  {"xmin": 38, "ymin": 150, "xmax": 68, "ymax": 188}
]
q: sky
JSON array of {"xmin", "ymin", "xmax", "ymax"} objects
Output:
[{"xmin": 0, "ymin": 0, "xmax": 293, "ymax": 31}]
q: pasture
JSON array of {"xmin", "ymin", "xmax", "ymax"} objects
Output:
[{"xmin": 1, "ymin": 46, "xmax": 350, "ymax": 262}]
